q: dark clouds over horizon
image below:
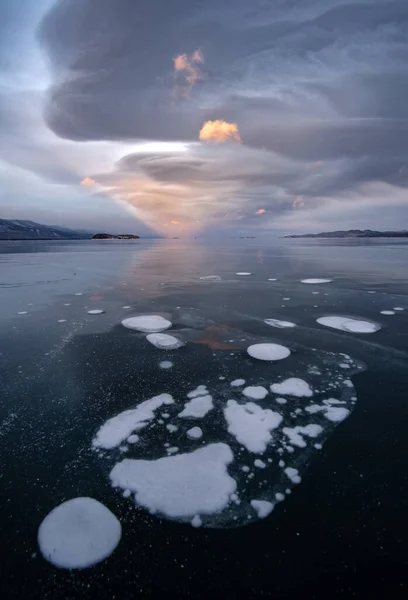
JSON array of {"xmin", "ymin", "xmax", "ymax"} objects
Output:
[{"xmin": 0, "ymin": 0, "xmax": 407, "ymax": 234}]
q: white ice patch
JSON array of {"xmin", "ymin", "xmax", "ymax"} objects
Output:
[
  {"xmin": 271, "ymin": 378, "xmax": 313, "ymax": 398},
  {"xmin": 224, "ymin": 400, "xmax": 282, "ymax": 453},
  {"xmin": 230, "ymin": 379, "xmax": 246, "ymax": 387},
  {"xmin": 324, "ymin": 407, "xmax": 350, "ymax": 422},
  {"xmin": 57, "ymin": 319, "xmax": 66, "ymax": 323},
  {"xmin": 93, "ymin": 393, "xmax": 174, "ymax": 449},
  {"xmin": 37, "ymin": 498, "xmax": 121, "ymax": 569},
  {"xmin": 264, "ymin": 318, "xmax": 296, "ymax": 329},
  {"xmin": 178, "ymin": 395, "xmax": 213, "ymax": 419},
  {"xmin": 187, "ymin": 385, "xmax": 208, "ymax": 398},
  {"xmin": 250, "ymin": 500, "xmax": 274, "ymax": 518},
  {"xmin": 187, "ymin": 426, "xmax": 203, "ymax": 439},
  {"xmin": 88, "ymin": 309, "xmax": 105, "ymax": 315},
  {"xmin": 74, "ymin": 293, "xmax": 83, "ymax": 296},
  {"xmin": 393, "ymin": 307, "xmax": 404, "ymax": 311},
  {"xmin": 284, "ymin": 467, "xmax": 301, "ymax": 484},
  {"xmin": 146, "ymin": 333, "xmax": 184, "ymax": 350},
  {"xmin": 242, "ymin": 386, "xmax": 269, "ymax": 400},
  {"xmin": 122, "ymin": 315, "xmax": 172, "ymax": 333},
  {"xmin": 166, "ymin": 424, "xmax": 178, "ymax": 433},
  {"xmin": 267, "ymin": 278, "xmax": 277, "ymax": 281},
  {"xmin": 301, "ymin": 279, "xmax": 332, "ymax": 284},
  {"xmin": 199, "ymin": 276, "xmax": 221, "ymax": 281},
  {"xmin": 247, "ymin": 343, "xmax": 291, "ymax": 361},
  {"xmin": 380, "ymin": 310, "xmax": 395, "ymax": 315},
  {"xmin": 17, "ymin": 311, "xmax": 28, "ymax": 315},
  {"xmin": 282, "ymin": 425, "xmax": 323, "ymax": 448},
  {"xmin": 317, "ymin": 316, "xmax": 380, "ymax": 333},
  {"xmin": 159, "ymin": 360, "xmax": 173, "ymax": 369},
  {"xmin": 110, "ymin": 443, "xmax": 236, "ymax": 520},
  {"xmin": 236, "ymin": 272, "xmax": 252, "ymax": 276}
]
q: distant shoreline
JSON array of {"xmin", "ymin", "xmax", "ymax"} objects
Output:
[{"xmin": 284, "ymin": 229, "xmax": 408, "ymax": 239}]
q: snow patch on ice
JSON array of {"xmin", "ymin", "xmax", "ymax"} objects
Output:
[
  {"xmin": 93, "ymin": 393, "xmax": 174, "ymax": 449},
  {"xmin": 38, "ymin": 498, "xmax": 121, "ymax": 569},
  {"xmin": 224, "ymin": 400, "xmax": 282, "ymax": 453},
  {"xmin": 271, "ymin": 378, "xmax": 313, "ymax": 398},
  {"xmin": 242, "ymin": 386, "xmax": 268, "ymax": 400},
  {"xmin": 110, "ymin": 443, "xmax": 236, "ymax": 519},
  {"xmin": 178, "ymin": 395, "xmax": 213, "ymax": 419},
  {"xmin": 250, "ymin": 500, "xmax": 274, "ymax": 518}
]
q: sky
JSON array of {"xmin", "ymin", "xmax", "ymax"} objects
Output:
[{"xmin": 0, "ymin": 0, "xmax": 407, "ymax": 236}]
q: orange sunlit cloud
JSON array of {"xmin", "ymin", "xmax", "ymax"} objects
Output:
[
  {"xmin": 170, "ymin": 220, "xmax": 179, "ymax": 224},
  {"xmin": 293, "ymin": 196, "xmax": 305, "ymax": 209},
  {"xmin": 81, "ymin": 176, "xmax": 96, "ymax": 186},
  {"xmin": 173, "ymin": 49, "xmax": 204, "ymax": 97},
  {"xmin": 255, "ymin": 208, "xmax": 265, "ymax": 215},
  {"xmin": 199, "ymin": 120, "xmax": 241, "ymax": 143}
]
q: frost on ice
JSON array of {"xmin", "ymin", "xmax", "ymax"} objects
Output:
[
  {"xmin": 247, "ymin": 343, "xmax": 291, "ymax": 361},
  {"xmin": 270, "ymin": 378, "xmax": 313, "ymax": 398},
  {"xmin": 146, "ymin": 333, "xmax": 184, "ymax": 349},
  {"xmin": 38, "ymin": 498, "xmax": 121, "ymax": 569},
  {"xmin": 93, "ymin": 393, "xmax": 174, "ymax": 449},
  {"xmin": 110, "ymin": 443, "xmax": 236, "ymax": 520},
  {"xmin": 264, "ymin": 318, "xmax": 296, "ymax": 329},
  {"xmin": 121, "ymin": 315, "xmax": 172, "ymax": 333},
  {"xmin": 317, "ymin": 316, "xmax": 380, "ymax": 333}
]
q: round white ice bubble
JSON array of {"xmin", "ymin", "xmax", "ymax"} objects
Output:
[
  {"xmin": 236, "ymin": 272, "xmax": 252, "ymax": 276},
  {"xmin": 247, "ymin": 343, "xmax": 291, "ymax": 361},
  {"xmin": 301, "ymin": 279, "xmax": 332, "ymax": 284},
  {"xmin": 146, "ymin": 333, "xmax": 184, "ymax": 349},
  {"xmin": 122, "ymin": 315, "xmax": 172, "ymax": 333},
  {"xmin": 380, "ymin": 310, "xmax": 395, "ymax": 315},
  {"xmin": 88, "ymin": 309, "xmax": 105, "ymax": 315},
  {"xmin": 159, "ymin": 360, "xmax": 173, "ymax": 369},
  {"xmin": 264, "ymin": 318, "xmax": 296, "ymax": 329},
  {"xmin": 317, "ymin": 316, "xmax": 380, "ymax": 334},
  {"xmin": 37, "ymin": 497, "xmax": 121, "ymax": 569}
]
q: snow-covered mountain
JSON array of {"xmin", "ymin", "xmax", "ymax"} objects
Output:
[{"xmin": 0, "ymin": 219, "xmax": 92, "ymax": 240}]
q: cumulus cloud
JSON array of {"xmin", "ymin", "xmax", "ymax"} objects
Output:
[
  {"xmin": 255, "ymin": 208, "xmax": 265, "ymax": 215},
  {"xmin": 173, "ymin": 49, "xmax": 204, "ymax": 97},
  {"xmin": 81, "ymin": 176, "xmax": 96, "ymax": 186},
  {"xmin": 199, "ymin": 120, "xmax": 241, "ymax": 144}
]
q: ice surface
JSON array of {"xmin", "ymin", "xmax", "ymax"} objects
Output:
[
  {"xmin": 159, "ymin": 360, "xmax": 173, "ymax": 369},
  {"xmin": 231, "ymin": 379, "xmax": 246, "ymax": 387},
  {"xmin": 178, "ymin": 395, "xmax": 213, "ymax": 418},
  {"xmin": 37, "ymin": 498, "xmax": 121, "ymax": 569},
  {"xmin": 264, "ymin": 318, "xmax": 296, "ymax": 329},
  {"xmin": 122, "ymin": 315, "xmax": 172, "ymax": 333},
  {"xmin": 187, "ymin": 426, "xmax": 203, "ymax": 439},
  {"xmin": 250, "ymin": 500, "xmax": 274, "ymax": 518},
  {"xmin": 247, "ymin": 343, "xmax": 291, "ymax": 361},
  {"xmin": 110, "ymin": 443, "xmax": 236, "ymax": 519},
  {"xmin": 282, "ymin": 425, "xmax": 323, "ymax": 448},
  {"xmin": 146, "ymin": 333, "xmax": 184, "ymax": 349},
  {"xmin": 93, "ymin": 393, "xmax": 174, "ymax": 449},
  {"xmin": 317, "ymin": 316, "xmax": 380, "ymax": 333},
  {"xmin": 301, "ymin": 279, "xmax": 332, "ymax": 284},
  {"xmin": 242, "ymin": 386, "xmax": 269, "ymax": 400},
  {"xmin": 224, "ymin": 400, "xmax": 282, "ymax": 453},
  {"xmin": 271, "ymin": 378, "xmax": 313, "ymax": 398},
  {"xmin": 88, "ymin": 309, "xmax": 105, "ymax": 315}
]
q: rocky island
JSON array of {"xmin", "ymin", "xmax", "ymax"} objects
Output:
[
  {"xmin": 92, "ymin": 233, "xmax": 140, "ymax": 239},
  {"xmin": 284, "ymin": 229, "xmax": 408, "ymax": 239}
]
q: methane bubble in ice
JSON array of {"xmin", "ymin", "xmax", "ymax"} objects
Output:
[
  {"xmin": 317, "ymin": 316, "xmax": 380, "ymax": 333},
  {"xmin": 247, "ymin": 343, "xmax": 291, "ymax": 361},
  {"xmin": 38, "ymin": 498, "xmax": 121, "ymax": 569},
  {"xmin": 122, "ymin": 315, "xmax": 172, "ymax": 333},
  {"xmin": 146, "ymin": 333, "xmax": 184, "ymax": 350}
]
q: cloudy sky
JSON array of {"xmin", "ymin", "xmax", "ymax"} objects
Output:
[{"xmin": 1, "ymin": 0, "xmax": 407, "ymax": 236}]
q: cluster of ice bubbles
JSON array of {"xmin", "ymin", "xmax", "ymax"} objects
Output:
[{"xmin": 39, "ymin": 273, "xmax": 404, "ymax": 567}]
